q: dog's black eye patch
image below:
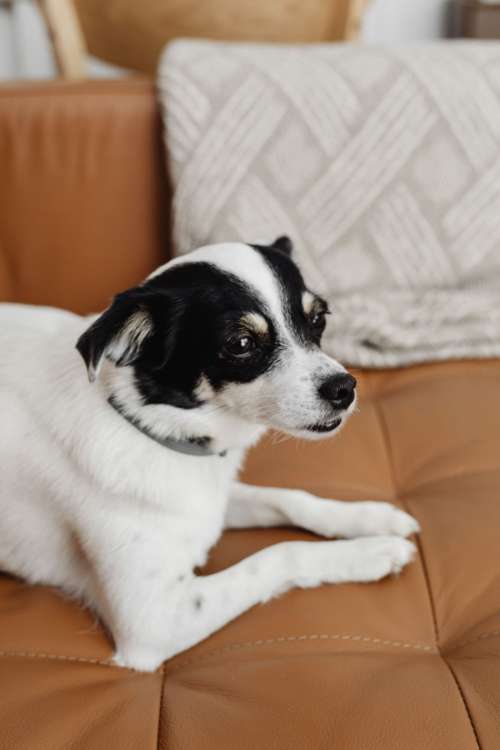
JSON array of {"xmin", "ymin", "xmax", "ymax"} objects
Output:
[
  {"xmin": 130, "ymin": 262, "xmax": 279, "ymax": 408},
  {"xmin": 218, "ymin": 312, "xmax": 271, "ymax": 361}
]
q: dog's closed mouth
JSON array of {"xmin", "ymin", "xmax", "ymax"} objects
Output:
[{"xmin": 306, "ymin": 418, "xmax": 342, "ymax": 434}]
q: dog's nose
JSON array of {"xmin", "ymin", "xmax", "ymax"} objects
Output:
[{"xmin": 318, "ymin": 373, "xmax": 357, "ymax": 410}]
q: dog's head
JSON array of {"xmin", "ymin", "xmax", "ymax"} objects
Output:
[{"xmin": 77, "ymin": 238, "xmax": 356, "ymax": 441}]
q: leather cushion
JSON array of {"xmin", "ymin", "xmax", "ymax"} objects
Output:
[
  {"xmin": 0, "ymin": 79, "xmax": 169, "ymax": 314},
  {"xmin": 0, "ymin": 359, "xmax": 498, "ymax": 748}
]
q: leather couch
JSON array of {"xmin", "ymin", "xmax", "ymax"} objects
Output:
[{"xmin": 0, "ymin": 79, "xmax": 499, "ymax": 749}]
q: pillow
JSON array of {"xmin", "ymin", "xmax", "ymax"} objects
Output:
[{"xmin": 158, "ymin": 40, "xmax": 500, "ymax": 366}]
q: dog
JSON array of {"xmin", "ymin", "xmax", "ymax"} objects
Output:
[{"xmin": 0, "ymin": 237, "xmax": 419, "ymax": 672}]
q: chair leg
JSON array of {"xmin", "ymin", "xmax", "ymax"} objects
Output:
[
  {"xmin": 345, "ymin": 0, "xmax": 372, "ymax": 41},
  {"xmin": 35, "ymin": 0, "xmax": 87, "ymax": 79}
]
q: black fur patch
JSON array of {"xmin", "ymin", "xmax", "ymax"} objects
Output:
[
  {"xmin": 250, "ymin": 242, "xmax": 328, "ymax": 346},
  {"xmin": 271, "ymin": 235, "xmax": 293, "ymax": 256},
  {"xmin": 77, "ymin": 261, "xmax": 281, "ymax": 410}
]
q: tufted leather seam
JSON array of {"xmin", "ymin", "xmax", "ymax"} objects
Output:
[
  {"xmin": 443, "ymin": 658, "xmax": 482, "ymax": 749},
  {"xmin": 157, "ymin": 663, "xmax": 167, "ymax": 750},
  {"xmin": 167, "ymin": 633, "xmax": 438, "ymax": 673},
  {"xmin": 372, "ymin": 401, "xmax": 482, "ymax": 748},
  {"xmin": 402, "ymin": 465, "xmax": 500, "ymax": 496},
  {"xmin": 372, "ymin": 400, "xmax": 440, "ymax": 646},
  {"xmin": 362, "ymin": 363, "xmax": 500, "ymax": 400}
]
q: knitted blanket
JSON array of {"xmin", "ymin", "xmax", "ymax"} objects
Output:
[{"xmin": 158, "ymin": 40, "xmax": 500, "ymax": 367}]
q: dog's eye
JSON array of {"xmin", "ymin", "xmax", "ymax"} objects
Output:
[
  {"xmin": 310, "ymin": 312, "xmax": 324, "ymax": 327},
  {"xmin": 309, "ymin": 310, "xmax": 327, "ymax": 329},
  {"xmin": 308, "ymin": 306, "xmax": 330, "ymax": 344},
  {"xmin": 223, "ymin": 335, "xmax": 256, "ymax": 358}
]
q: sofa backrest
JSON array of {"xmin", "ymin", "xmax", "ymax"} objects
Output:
[{"xmin": 0, "ymin": 78, "xmax": 170, "ymax": 314}]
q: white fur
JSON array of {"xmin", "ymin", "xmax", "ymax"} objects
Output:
[{"xmin": 0, "ymin": 243, "xmax": 419, "ymax": 672}]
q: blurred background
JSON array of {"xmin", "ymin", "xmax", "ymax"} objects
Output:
[{"xmin": 0, "ymin": 0, "xmax": 497, "ymax": 81}]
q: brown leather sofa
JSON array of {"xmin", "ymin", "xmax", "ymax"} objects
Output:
[{"xmin": 1, "ymin": 79, "xmax": 499, "ymax": 749}]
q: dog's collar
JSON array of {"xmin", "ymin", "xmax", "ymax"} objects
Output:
[{"xmin": 107, "ymin": 396, "xmax": 227, "ymax": 457}]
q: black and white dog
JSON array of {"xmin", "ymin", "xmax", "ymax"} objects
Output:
[{"xmin": 0, "ymin": 238, "xmax": 418, "ymax": 671}]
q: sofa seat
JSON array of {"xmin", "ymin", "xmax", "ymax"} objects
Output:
[{"xmin": 1, "ymin": 358, "xmax": 498, "ymax": 749}]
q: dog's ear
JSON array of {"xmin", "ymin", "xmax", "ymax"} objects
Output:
[
  {"xmin": 76, "ymin": 290, "xmax": 156, "ymax": 383},
  {"xmin": 271, "ymin": 236, "xmax": 293, "ymax": 256}
]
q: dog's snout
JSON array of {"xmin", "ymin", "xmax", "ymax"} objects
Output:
[{"xmin": 318, "ymin": 373, "xmax": 357, "ymax": 410}]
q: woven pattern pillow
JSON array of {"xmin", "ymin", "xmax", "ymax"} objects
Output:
[{"xmin": 158, "ymin": 41, "xmax": 500, "ymax": 366}]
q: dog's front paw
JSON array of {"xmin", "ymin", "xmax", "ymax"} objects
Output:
[
  {"xmin": 348, "ymin": 536, "xmax": 417, "ymax": 582},
  {"xmin": 344, "ymin": 502, "xmax": 420, "ymax": 539}
]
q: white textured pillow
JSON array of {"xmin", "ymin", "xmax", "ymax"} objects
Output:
[{"xmin": 158, "ymin": 40, "xmax": 500, "ymax": 366}]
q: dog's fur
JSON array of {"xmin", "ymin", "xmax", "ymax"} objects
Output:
[{"xmin": 0, "ymin": 239, "xmax": 419, "ymax": 672}]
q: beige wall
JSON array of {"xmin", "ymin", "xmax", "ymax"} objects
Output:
[{"xmin": 364, "ymin": 0, "xmax": 448, "ymax": 43}]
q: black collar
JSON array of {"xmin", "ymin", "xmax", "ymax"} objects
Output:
[{"xmin": 108, "ymin": 396, "xmax": 227, "ymax": 457}]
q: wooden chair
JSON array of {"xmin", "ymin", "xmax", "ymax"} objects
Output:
[
  {"xmin": 346, "ymin": 0, "xmax": 372, "ymax": 40},
  {"xmin": 35, "ymin": 0, "xmax": 87, "ymax": 79},
  {"xmin": 38, "ymin": 0, "xmax": 371, "ymax": 80}
]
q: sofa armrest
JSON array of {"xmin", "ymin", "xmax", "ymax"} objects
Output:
[{"xmin": 0, "ymin": 78, "xmax": 170, "ymax": 313}]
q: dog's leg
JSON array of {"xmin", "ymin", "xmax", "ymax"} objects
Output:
[
  {"xmin": 80, "ymin": 510, "xmax": 416, "ymax": 672},
  {"xmin": 161, "ymin": 535, "xmax": 416, "ymax": 661},
  {"xmin": 226, "ymin": 483, "xmax": 419, "ymax": 538}
]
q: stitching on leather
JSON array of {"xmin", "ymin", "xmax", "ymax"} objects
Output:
[
  {"xmin": 168, "ymin": 633, "xmax": 437, "ymax": 673},
  {"xmin": 3, "ymin": 628, "xmax": 497, "ymax": 670},
  {"xmin": 0, "ymin": 634, "xmax": 436, "ymax": 672},
  {"xmin": 373, "ymin": 401, "xmax": 440, "ymax": 648},
  {"xmin": 443, "ymin": 657, "xmax": 482, "ymax": 750},
  {"xmin": 454, "ymin": 629, "xmax": 500, "ymax": 650},
  {"xmin": 0, "ymin": 650, "xmax": 115, "ymax": 667}
]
